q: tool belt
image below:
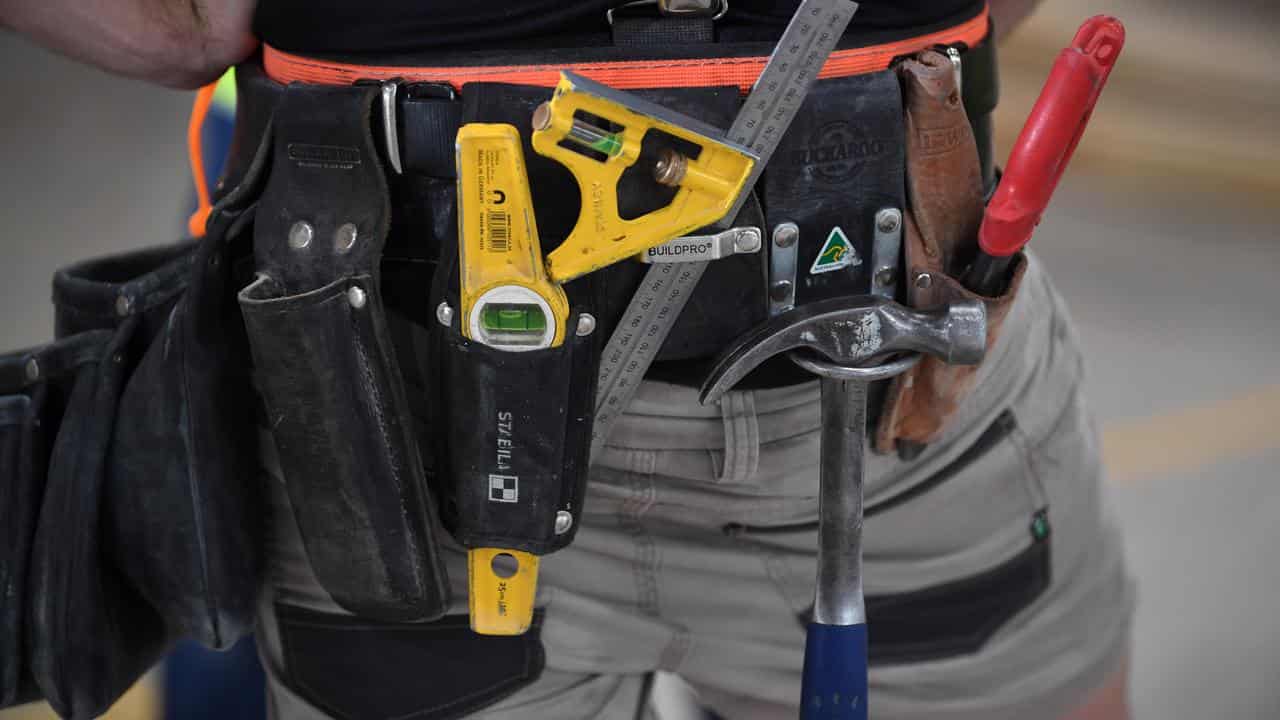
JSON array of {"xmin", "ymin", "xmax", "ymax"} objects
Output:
[{"xmin": 1, "ymin": 4, "xmax": 1021, "ymax": 715}]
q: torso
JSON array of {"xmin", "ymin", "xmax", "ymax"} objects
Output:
[{"xmin": 254, "ymin": 0, "xmax": 984, "ymax": 55}]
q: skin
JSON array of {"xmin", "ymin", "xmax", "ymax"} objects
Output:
[{"xmin": 0, "ymin": 1, "xmax": 1130, "ymax": 718}]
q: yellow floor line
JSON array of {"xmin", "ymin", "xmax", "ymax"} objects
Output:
[
  {"xmin": 1102, "ymin": 384, "xmax": 1280, "ymax": 484},
  {"xmin": 0, "ymin": 671, "xmax": 159, "ymax": 720}
]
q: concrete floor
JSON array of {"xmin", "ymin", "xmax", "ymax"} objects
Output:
[{"xmin": 2, "ymin": 5, "xmax": 1279, "ymax": 718}]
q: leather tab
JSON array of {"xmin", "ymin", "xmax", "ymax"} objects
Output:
[{"xmin": 254, "ymin": 82, "xmax": 389, "ymax": 295}]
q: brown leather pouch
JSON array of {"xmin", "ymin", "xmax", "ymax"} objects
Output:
[
  {"xmin": 875, "ymin": 211, "xmax": 1027, "ymax": 455},
  {"xmin": 874, "ymin": 49, "xmax": 1028, "ymax": 456}
]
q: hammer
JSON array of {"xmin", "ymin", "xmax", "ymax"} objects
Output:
[{"xmin": 700, "ymin": 296, "xmax": 986, "ymax": 719}]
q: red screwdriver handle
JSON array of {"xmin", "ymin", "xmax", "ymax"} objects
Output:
[{"xmin": 978, "ymin": 15, "xmax": 1126, "ymax": 258}]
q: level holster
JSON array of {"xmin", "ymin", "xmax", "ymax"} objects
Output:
[
  {"xmin": 239, "ymin": 81, "xmax": 450, "ymax": 621},
  {"xmin": 426, "ymin": 82, "xmax": 604, "ymax": 556}
]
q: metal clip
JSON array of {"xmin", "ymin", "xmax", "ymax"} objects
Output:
[
  {"xmin": 380, "ymin": 80, "xmax": 403, "ymax": 175},
  {"xmin": 870, "ymin": 208, "xmax": 902, "ymax": 300},
  {"xmin": 946, "ymin": 46, "xmax": 963, "ymax": 95},
  {"xmin": 639, "ymin": 226, "xmax": 761, "ymax": 264},
  {"xmin": 607, "ymin": 0, "xmax": 728, "ymax": 24},
  {"xmin": 768, "ymin": 222, "xmax": 799, "ymax": 316}
]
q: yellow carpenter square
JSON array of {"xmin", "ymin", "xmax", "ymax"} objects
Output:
[{"xmin": 532, "ymin": 72, "xmax": 756, "ymax": 283}]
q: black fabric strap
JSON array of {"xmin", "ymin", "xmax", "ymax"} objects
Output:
[
  {"xmin": 400, "ymin": 84, "xmax": 463, "ymax": 178},
  {"xmin": 612, "ymin": 16, "xmax": 715, "ymax": 45}
]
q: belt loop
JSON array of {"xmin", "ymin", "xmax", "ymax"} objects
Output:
[
  {"xmin": 608, "ymin": 0, "xmax": 726, "ymax": 46},
  {"xmin": 716, "ymin": 390, "xmax": 760, "ymax": 483}
]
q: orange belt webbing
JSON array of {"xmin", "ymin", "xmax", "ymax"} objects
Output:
[{"xmin": 262, "ymin": 8, "xmax": 988, "ymax": 92}]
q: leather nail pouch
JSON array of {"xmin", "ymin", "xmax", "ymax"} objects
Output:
[
  {"xmin": 239, "ymin": 81, "xmax": 449, "ymax": 622},
  {"xmin": 875, "ymin": 211, "xmax": 1027, "ymax": 454},
  {"xmin": 0, "ymin": 332, "xmax": 117, "ymax": 710},
  {"xmin": 875, "ymin": 49, "xmax": 1025, "ymax": 456},
  {"xmin": 48, "ymin": 127, "xmax": 273, "ymax": 650},
  {"xmin": 19, "ymin": 326, "xmax": 170, "ymax": 719}
]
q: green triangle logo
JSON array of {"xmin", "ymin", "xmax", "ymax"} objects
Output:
[{"xmin": 810, "ymin": 226, "xmax": 860, "ymax": 275}]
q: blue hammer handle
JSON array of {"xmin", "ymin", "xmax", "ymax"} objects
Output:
[{"xmin": 801, "ymin": 622, "xmax": 868, "ymax": 719}]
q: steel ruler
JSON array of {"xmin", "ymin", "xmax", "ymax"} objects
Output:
[{"xmin": 591, "ymin": 0, "xmax": 860, "ymax": 458}]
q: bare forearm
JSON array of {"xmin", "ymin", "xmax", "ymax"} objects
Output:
[
  {"xmin": 0, "ymin": 0, "xmax": 257, "ymax": 88},
  {"xmin": 988, "ymin": 0, "xmax": 1043, "ymax": 40}
]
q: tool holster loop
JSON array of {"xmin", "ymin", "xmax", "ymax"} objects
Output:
[{"xmin": 240, "ymin": 81, "xmax": 450, "ymax": 621}]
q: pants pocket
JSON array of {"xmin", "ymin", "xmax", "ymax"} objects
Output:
[
  {"xmin": 730, "ymin": 410, "xmax": 1052, "ymax": 665},
  {"xmin": 240, "ymin": 272, "xmax": 449, "ymax": 622}
]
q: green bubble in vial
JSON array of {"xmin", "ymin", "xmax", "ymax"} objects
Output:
[
  {"xmin": 481, "ymin": 304, "xmax": 547, "ymax": 332},
  {"xmin": 589, "ymin": 134, "xmax": 623, "ymax": 157}
]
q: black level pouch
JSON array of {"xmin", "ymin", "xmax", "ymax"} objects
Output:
[
  {"xmin": 425, "ymin": 81, "xmax": 602, "ymax": 555},
  {"xmin": 434, "ymin": 317, "xmax": 598, "ymax": 554},
  {"xmin": 240, "ymin": 81, "xmax": 449, "ymax": 621}
]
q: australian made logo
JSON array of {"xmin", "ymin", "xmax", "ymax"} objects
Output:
[{"xmin": 810, "ymin": 227, "xmax": 861, "ymax": 275}]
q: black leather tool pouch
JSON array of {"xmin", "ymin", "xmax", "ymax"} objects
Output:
[
  {"xmin": 49, "ymin": 126, "xmax": 272, "ymax": 651},
  {"xmin": 763, "ymin": 68, "xmax": 906, "ymax": 305},
  {"xmin": 434, "ymin": 317, "xmax": 597, "ymax": 554},
  {"xmin": 18, "ymin": 326, "xmax": 170, "ymax": 719},
  {"xmin": 0, "ymin": 333, "xmax": 118, "ymax": 711},
  {"xmin": 239, "ymin": 81, "xmax": 449, "ymax": 621}
]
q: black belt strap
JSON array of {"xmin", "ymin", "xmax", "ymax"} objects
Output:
[{"xmin": 229, "ymin": 27, "xmax": 999, "ymax": 185}]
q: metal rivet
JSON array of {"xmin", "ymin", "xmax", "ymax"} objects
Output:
[
  {"xmin": 112, "ymin": 352, "xmax": 124, "ymax": 364},
  {"xmin": 436, "ymin": 301, "xmax": 454, "ymax": 327},
  {"xmin": 531, "ymin": 102, "xmax": 553, "ymax": 132},
  {"xmin": 734, "ymin": 228, "xmax": 762, "ymax": 254},
  {"xmin": 24, "ymin": 358, "xmax": 39, "ymax": 382},
  {"xmin": 914, "ymin": 272, "xmax": 933, "ymax": 289},
  {"xmin": 875, "ymin": 208, "xmax": 902, "ymax": 234},
  {"xmin": 288, "ymin": 221, "xmax": 314, "ymax": 250},
  {"xmin": 653, "ymin": 149, "xmax": 688, "ymax": 187},
  {"xmin": 554, "ymin": 511, "xmax": 574, "ymax": 535},
  {"xmin": 347, "ymin": 286, "xmax": 367, "ymax": 309},
  {"xmin": 875, "ymin": 268, "xmax": 895, "ymax": 287},
  {"xmin": 576, "ymin": 313, "xmax": 597, "ymax": 337},
  {"xmin": 333, "ymin": 223, "xmax": 358, "ymax": 254},
  {"xmin": 772, "ymin": 222, "xmax": 798, "ymax": 248},
  {"xmin": 769, "ymin": 280, "xmax": 793, "ymax": 302},
  {"xmin": 115, "ymin": 294, "xmax": 132, "ymax": 317}
]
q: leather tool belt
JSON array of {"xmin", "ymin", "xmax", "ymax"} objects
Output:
[{"xmin": 1, "ymin": 5, "xmax": 1003, "ymax": 716}]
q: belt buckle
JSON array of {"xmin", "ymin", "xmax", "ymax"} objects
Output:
[{"xmin": 606, "ymin": 0, "xmax": 729, "ymax": 25}]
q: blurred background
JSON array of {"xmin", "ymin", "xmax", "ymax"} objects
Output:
[{"xmin": 2, "ymin": 0, "xmax": 1277, "ymax": 717}]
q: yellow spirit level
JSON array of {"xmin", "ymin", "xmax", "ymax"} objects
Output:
[{"xmin": 456, "ymin": 123, "xmax": 565, "ymax": 635}]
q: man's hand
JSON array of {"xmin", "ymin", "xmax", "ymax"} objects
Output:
[{"xmin": 0, "ymin": 0, "xmax": 258, "ymax": 88}]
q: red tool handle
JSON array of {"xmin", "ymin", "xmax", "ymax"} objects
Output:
[{"xmin": 977, "ymin": 15, "xmax": 1126, "ymax": 257}]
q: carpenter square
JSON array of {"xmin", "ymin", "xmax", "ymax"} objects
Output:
[{"xmin": 592, "ymin": 0, "xmax": 860, "ymax": 460}]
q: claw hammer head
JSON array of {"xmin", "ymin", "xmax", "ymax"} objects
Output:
[{"xmin": 700, "ymin": 297, "xmax": 987, "ymax": 403}]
